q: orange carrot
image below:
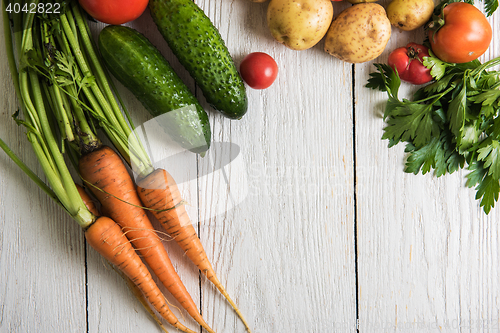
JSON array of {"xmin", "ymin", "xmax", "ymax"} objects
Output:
[
  {"xmin": 119, "ymin": 270, "xmax": 172, "ymax": 333},
  {"xmin": 84, "ymin": 216, "xmax": 195, "ymax": 333},
  {"xmin": 76, "ymin": 184, "xmax": 100, "ymax": 216},
  {"xmin": 78, "ymin": 184, "xmax": 172, "ymax": 333},
  {"xmin": 79, "ymin": 145, "xmax": 214, "ymax": 333},
  {"xmin": 137, "ymin": 168, "xmax": 251, "ymax": 332}
]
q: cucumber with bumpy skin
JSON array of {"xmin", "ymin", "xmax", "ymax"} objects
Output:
[
  {"xmin": 149, "ymin": 0, "xmax": 248, "ymax": 120},
  {"xmin": 98, "ymin": 25, "xmax": 211, "ymax": 154}
]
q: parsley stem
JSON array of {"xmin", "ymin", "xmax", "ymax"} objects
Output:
[
  {"xmin": 414, "ymin": 86, "xmax": 455, "ymax": 104},
  {"xmin": 472, "ymin": 56, "xmax": 500, "ymax": 77}
]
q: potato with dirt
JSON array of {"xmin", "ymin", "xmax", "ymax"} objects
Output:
[
  {"xmin": 267, "ymin": 0, "xmax": 333, "ymax": 50},
  {"xmin": 386, "ymin": 0, "xmax": 434, "ymax": 31},
  {"xmin": 324, "ymin": 3, "xmax": 391, "ymax": 63}
]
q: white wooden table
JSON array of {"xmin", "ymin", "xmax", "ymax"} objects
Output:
[{"xmin": 1, "ymin": 1, "xmax": 499, "ymax": 332}]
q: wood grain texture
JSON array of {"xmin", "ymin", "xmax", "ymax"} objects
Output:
[
  {"xmin": 195, "ymin": 0, "xmax": 357, "ymax": 332},
  {"xmin": 356, "ymin": 1, "xmax": 500, "ymax": 332},
  {"xmin": 0, "ymin": 10, "xmax": 87, "ymax": 332},
  {"xmin": 0, "ymin": 0, "xmax": 499, "ymax": 332}
]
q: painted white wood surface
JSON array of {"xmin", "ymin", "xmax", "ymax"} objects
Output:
[
  {"xmin": 0, "ymin": 1, "xmax": 498, "ymax": 333},
  {"xmin": 356, "ymin": 2, "xmax": 500, "ymax": 332}
]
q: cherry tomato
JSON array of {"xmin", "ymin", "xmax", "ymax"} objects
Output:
[
  {"xmin": 239, "ymin": 52, "xmax": 278, "ymax": 90},
  {"xmin": 428, "ymin": 2, "xmax": 492, "ymax": 64},
  {"xmin": 78, "ymin": 0, "xmax": 149, "ymax": 25},
  {"xmin": 388, "ymin": 43, "xmax": 433, "ymax": 85}
]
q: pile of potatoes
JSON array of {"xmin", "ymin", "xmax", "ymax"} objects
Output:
[{"xmin": 259, "ymin": 0, "xmax": 435, "ymax": 63}]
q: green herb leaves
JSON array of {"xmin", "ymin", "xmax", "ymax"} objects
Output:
[
  {"xmin": 367, "ymin": 54, "xmax": 500, "ymax": 214},
  {"xmin": 434, "ymin": 0, "xmax": 498, "ymax": 16},
  {"xmin": 484, "ymin": 0, "xmax": 499, "ymax": 16}
]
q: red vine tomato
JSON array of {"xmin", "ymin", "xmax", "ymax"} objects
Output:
[
  {"xmin": 78, "ymin": 0, "xmax": 149, "ymax": 25},
  {"xmin": 239, "ymin": 52, "xmax": 278, "ymax": 90},
  {"xmin": 388, "ymin": 43, "xmax": 433, "ymax": 85},
  {"xmin": 428, "ymin": 2, "xmax": 492, "ymax": 64}
]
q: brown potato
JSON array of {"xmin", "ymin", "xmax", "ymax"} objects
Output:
[
  {"xmin": 386, "ymin": 0, "xmax": 434, "ymax": 31},
  {"xmin": 324, "ymin": 3, "xmax": 391, "ymax": 63},
  {"xmin": 267, "ymin": 0, "xmax": 333, "ymax": 50}
]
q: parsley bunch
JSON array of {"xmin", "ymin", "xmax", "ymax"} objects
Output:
[{"xmin": 367, "ymin": 54, "xmax": 500, "ymax": 214}]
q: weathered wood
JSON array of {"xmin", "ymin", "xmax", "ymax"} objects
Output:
[
  {"xmin": 0, "ymin": 9, "xmax": 87, "ymax": 332},
  {"xmin": 356, "ymin": 1, "xmax": 500, "ymax": 331},
  {"xmin": 1, "ymin": 1, "xmax": 499, "ymax": 332}
]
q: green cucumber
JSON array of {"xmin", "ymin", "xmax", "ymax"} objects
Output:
[
  {"xmin": 149, "ymin": 0, "xmax": 248, "ymax": 120},
  {"xmin": 98, "ymin": 25, "xmax": 211, "ymax": 154}
]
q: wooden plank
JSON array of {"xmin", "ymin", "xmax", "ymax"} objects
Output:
[
  {"xmin": 195, "ymin": 1, "xmax": 357, "ymax": 332},
  {"xmin": 2, "ymin": 0, "xmax": 500, "ymax": 331},
  {"xmin": 0, "ymin": 11, "xmax": 87, "ymax": 332},
  {"xmin": 355, "ymin": 1, "xmax": 500, "ymax": 331}
]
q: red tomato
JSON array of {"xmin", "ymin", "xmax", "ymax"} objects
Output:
[
  {"xmin": 78, "ymin": 0, "xmax": 149, "ymax": 25},
  {"xmin": 388, "ymin": 43, "xmax": 433, "ymax": 85},
  {"xmin": 239, "ymin": 52, "xmax": 278, "ymax": 90},
  {"xmin": 428, "ymin": 2, "xmax": 492, "ymax": 64}
]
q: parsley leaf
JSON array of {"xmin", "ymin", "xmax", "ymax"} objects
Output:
[
  {"xmin": 423, "ymin": 52, "xmax": 449, "ymax": 81},
  {"xmin": 447, "ymin": 81, "xmax": 469, "ymax": 149},
  {"xmin": 422, "ymin": 73, "xmax": 456, "ymax": 96},
  {"xmin": 476, "ymin": 173, "xmax": 499, "ymax": 214},
  {"xmin": 367, "ymin": 48, "xmax": 500, "ymax": 214},
  {"xmin": 382, "ymin": 101, "xmax": 440, "ymax": 148},
  {"xmin": 471, "ymin": 89, "xmax": 500, "ymax": 107},
  {"xmin": 434, "ymin": 0, "xmax": 497, "ymax": 16},
  {"xmin": 484, "ymin": 0, "xmax": 499, "ymax": 16},
  {"xmin": 404, "ymin": 137, "xmax": 441, "ymax": 175},
  {"xmin": 466, "ymin": 159, "xmax": 487, "ymax": 188},
  {"xmin": 477, "ymin": 138, "xmax": 500, "ymax": 179},
  {"xmin": 366, "ymin": 64, "xmax": 400, "ymax": 99},
  {"xmin": 404, "ymin": 130, "xmax": 464, "ymax": 177},
  {"xmin": 466, "ymin": 158, "xmax": 499, "ymax": 214}
]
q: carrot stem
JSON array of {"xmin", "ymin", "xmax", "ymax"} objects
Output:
[
  {"xmin": 71, "ymin": 3, "xmax": 129, "ymax": 136},
  {"xmin": 71, "ymin": 3, "xmax": 153, "ymax": 177},
  {"xmin": 2, "ymin": 0, "xmax": 21, "ymax": 107},
  {"xmin": 58, "ymin": 9, "xmax": 153, "ymax": 177},
  {"xmin": 3, "ymin": 2, "xmax": 94, "ymax": 228},
  {"xmin": 1, "ymin": 5, "xmax": 196, "ymax": 333},
  {"xmin": 0, "ymin": 137, "xmax": 61, "ymax": 207}
]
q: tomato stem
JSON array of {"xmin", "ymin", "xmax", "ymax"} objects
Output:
[{"xmin": 426, "ymin": 1, "xmax": 448, "ymax": 43}]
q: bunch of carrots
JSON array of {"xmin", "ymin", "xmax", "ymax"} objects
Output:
[{"xmin": 0, "ymin": 0, "xmax": 250, "ymax": 332}]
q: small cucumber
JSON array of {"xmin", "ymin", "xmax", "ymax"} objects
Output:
[
  {"xmin": 149, "ymin": 0, "xmax": 248, "ymax": 120},
  {"xmin": 98, "ymin": 25, "xmax": 211, "ymax": 153}
]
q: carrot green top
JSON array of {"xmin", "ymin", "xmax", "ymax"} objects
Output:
[{"xmin": 1, "ymin": 0, "xmax": 154, "ymax": 227}]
